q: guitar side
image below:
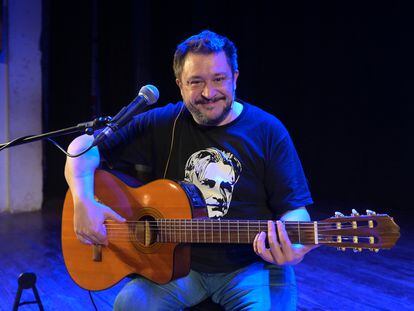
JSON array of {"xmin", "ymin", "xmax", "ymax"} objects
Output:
[{"xmin": 61, "ymin": 170, "xmax": 193, "ymax": 291}]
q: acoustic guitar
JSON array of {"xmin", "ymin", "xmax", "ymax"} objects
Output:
[{"xmin": 61, "ymin": 170, "xmax": 400, "ymax": 291}]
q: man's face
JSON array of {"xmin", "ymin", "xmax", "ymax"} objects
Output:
[
  {"xmin": 191, "ymin": 162, "xmax": 236, "ymax": 218},
  {"xmin": 176, "ymin": 51, "xmax": 239, "ymax": 126}
]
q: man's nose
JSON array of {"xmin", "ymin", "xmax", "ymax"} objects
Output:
[{"xmin": 201, "ymin": 81, "xmax": 218, "ymax": 99}]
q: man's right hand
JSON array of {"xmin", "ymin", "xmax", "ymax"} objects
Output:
[
  {"xmin": 73, "ymin": 198, "xmax": 126, "ymax": 246},
  {"xmin": 65, "ymin": 134, "xmax": 126, "ymax": 246}
]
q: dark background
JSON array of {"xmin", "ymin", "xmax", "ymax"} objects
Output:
[{"xmin": 41, "ymin": 1, "xmax": 413, "ymax": 222}]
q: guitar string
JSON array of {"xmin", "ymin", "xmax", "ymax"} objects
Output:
[
  {"xmin": 120, "ymin": 225, "xmax": 373, "ymax": 229},
  {"xmin": 108, "ymin": 220, "xmax": 375, "ymax": 224},
  {"xmin": 95, "ymin": 206, "xmax": 378, "ymax": 220},
  {"xmin": 102, "ymin": 221, "xmax": 377, "ymax": 236},
  {"xmin": 103, "ymin": 232, "xmax": 377, "ymax": 238},
  {"xmin": 102, "ymin": 234, "xmax": 374, "ymax": 239},
  {"xmin": 103, "ymin": 229, "xmax": 380, "ymax": 242},
  {"xmin": 103, "ymin": 221, "xmax": 364, "ymax": 227},
  {"xmin": 106, "ymin": 220, "xmax": 375, "ymax": 225},
  {"xmin": 101, "ymin": 237, "xmax": 381, "ymax": 244},
  {"xmin": 105, "ymin": 221, "xmax": 367, "ymax": 229},
  {"xmin": 103, "ymin": 222, "xmax": 364, "ymax": 227},
  {"xmin": 102, "ymin": 230, "xmax": 371, "ymax": 236},
  {"xmin": 99, "ymin": 238, "xmax": 376, "ymax": 244},
  {"xmin": 102, "ymin": 234, "xmax": 371, "ymax": 240},
  {"xmin": 102, "ymin": 227, "xmax": 371, "ymax": 233},
  {"xmin": 98, "ymin": 235, "xmax": 378, "ymax": 244},
  {"xmin": 101, "ymin": 240, "xmax": 382, "ymax": 245},
  {"xmin": 103, "ymin": 224, "xmax": 315, "ymax": 228},
  {"xmin": 103, "ymin": 232, "xmax": 377, "ymax": 239},
  {"xmin": 103, "ymin": 224, "xmax": 369, "ymax": 230},
  {"xmin": 102, "ymin": 229, "xmax": 365, "ymax": 235}
]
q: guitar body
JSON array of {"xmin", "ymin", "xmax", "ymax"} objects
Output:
[{"xmin": 62, "ymin": 170, "xmax": 198, "ymax": 291}]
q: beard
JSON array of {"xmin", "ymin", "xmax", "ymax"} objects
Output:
[{"xmin": 185, "ymin": 96, "xmax": 233, "ymax": 126}]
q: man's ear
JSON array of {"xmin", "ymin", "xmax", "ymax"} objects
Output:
[
  {"xmin": 233, "ymin": 70, "xmax": 239, "ymax": 90},
  {"xmin": 176, "ymin": 78, "xmax": 184, "ymax": 96}
]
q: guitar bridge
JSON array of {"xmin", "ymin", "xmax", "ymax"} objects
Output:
[{"xmin": 92, "ymin": 244, "xmax": 102, "ymax": 262}]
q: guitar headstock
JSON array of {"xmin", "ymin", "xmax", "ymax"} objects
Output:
[{"xmin": 318, "ymin": 209, "xmax": 400, "ymax": 252}]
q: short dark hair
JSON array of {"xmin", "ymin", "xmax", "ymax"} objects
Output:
[{"xmin": 173, "ymin": 30, "xmax": 238, "ymax": 80}]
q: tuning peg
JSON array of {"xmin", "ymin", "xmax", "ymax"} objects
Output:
[
  {"xmin": 369, "ymin": 248, "xmax": 380, "ymax": 253},
  {"xmin": 353, "ymin": 247, "xmax": 362, "ymax": 252},
  {"xmin": 367, "ymin": 211, "xmax": 376, "ymax": 228},
  {"xmin": 337, "ymin": 247, "xmax": 346, "ymax": 251},
  {"xmin": 351, "ymin": 209, "xmax": 360, "ymax": 216},
  {"xmin": 335, "ymin": 211, "xmax": 345, "ymax": 217}
]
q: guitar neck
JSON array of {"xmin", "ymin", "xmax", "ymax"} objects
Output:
[
  {"xmin": 118, "ymin": 215, "xmax": 399, "ymax": 249},
  {"xmin": 152, "ymin": 219, "xmax": 317, "ymax": 245}
]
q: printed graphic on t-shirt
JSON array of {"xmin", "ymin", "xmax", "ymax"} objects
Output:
[{"xmin": 184, "ymin": 148, "xmax": 242, "ymax": 218}]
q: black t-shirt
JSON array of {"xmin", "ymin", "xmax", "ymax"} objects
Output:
[{"xmin": 98, "ymin": 101, "xmax": 313, "ymax": 272}]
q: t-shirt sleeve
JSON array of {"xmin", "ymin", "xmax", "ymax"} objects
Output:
[
  {"xmin": 94, "ymin": 103, "xmax": 182, "ymax": 178},
  {"xmin": 264, "ymin": 123, "xmax": 313, "ymax": 217},
  {"xmin": 95, "ymin": 110, "xmax": 154, "ymax": 172}
]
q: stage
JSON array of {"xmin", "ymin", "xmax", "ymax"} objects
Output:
[{"xmin": 0, "ymin": 206, "xmax": 411, "ymax": 310}]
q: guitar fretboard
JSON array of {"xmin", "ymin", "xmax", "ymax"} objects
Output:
[{"xmin": 147, "ymin": 219, "xmax": 317, "ymax": 244}]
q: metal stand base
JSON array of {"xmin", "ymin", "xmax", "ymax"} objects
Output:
[{"xmin": 13, "ymin": 272, "xmax": 44, "ymax": 311}]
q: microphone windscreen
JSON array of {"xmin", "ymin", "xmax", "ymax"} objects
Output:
[{"xmin": 139, "ymin": 85, "xmax": 159, "ymax": 105}]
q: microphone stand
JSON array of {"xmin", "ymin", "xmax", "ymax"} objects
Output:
[{"xmin": 0, "ymin": 116, "xmax": 111, "ymax": 151}]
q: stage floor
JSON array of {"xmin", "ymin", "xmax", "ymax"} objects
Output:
[{"xmin": 0, "ymin": 207, "xmax": 412, "ymax": 310}]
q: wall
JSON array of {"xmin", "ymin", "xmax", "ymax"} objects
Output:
[{"xmin": 0, "ymin": 0, "xmax": 42, "ymax": 213}]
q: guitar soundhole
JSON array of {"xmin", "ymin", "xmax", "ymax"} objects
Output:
[{"xmin": 132, "ymin": 216, "xmax": 158, "ymax": 247}]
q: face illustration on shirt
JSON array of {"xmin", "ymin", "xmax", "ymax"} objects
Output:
[{"xmin": 184, "ymin": 148, "xmax": 242, "ymax": 218}]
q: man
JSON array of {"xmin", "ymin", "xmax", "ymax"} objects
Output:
[{"xmin": 65, "ymin": 30, "xmax": 315, "ymax": 310}]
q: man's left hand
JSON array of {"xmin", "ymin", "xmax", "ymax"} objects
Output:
[{"xmin": 253, "ymin": 220, "xmax": 318, "ymax": 265}]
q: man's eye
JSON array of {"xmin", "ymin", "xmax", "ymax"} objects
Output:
[
  {"xmin": 201, "ymin": 179, "xmax": 216, "ymax": 188},
  {"xmin": 220, "ymin": 181, "xmax": 232, "ymax": 192},
  {"xmin": 214, "ymin": 77, "xmax": 225, "ymax": 82},
  {"xmin": 190, "ymin": 80, "xmax": 202, "ymax": 85}
]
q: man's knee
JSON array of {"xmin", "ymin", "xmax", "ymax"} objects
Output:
[
  {"xmin": 113, "ymin": 277, "xmax": 185, "ymax": 311},
  {"xmin": 113, "ymin": 278, "xmax": 154, "ymax": 310}
]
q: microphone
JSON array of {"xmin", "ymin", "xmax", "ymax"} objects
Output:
[{"xmin": 92, "ymin": 84, "xmax": 159, "ymax": 146}]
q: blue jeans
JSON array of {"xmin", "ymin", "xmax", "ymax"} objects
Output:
[{"xmin": 113, "ymin": 261, "xmax": 297, "ymax": 310}]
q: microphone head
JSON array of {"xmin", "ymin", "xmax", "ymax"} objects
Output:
[{"xmin": 139, "ymin": 85, "xmax": 159, "ymax": 105}]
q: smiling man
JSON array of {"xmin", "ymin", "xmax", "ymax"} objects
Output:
[
  {"xmin": 65, "ymin": 30, "xmax": 315, "ymax": 310},
  {"xmin": 176, "ymin": 49, "xmax": 240, "ymax": 126}
]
